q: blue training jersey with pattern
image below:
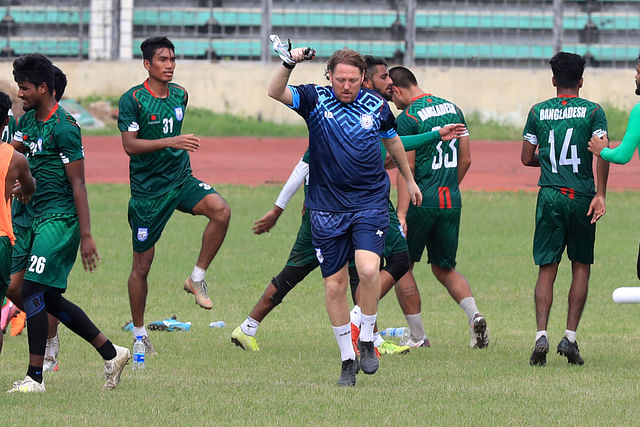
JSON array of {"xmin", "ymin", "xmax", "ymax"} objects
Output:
[{"xmin": 288, "ymin": 84, "xmax": 397, "ymax": 212}]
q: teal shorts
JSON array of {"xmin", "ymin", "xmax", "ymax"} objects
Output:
[
  {"xmin": 129, "ymin": 176, "xmax": 219, "ymax": 253},
  {"xmin": 285, "ymin": 210, "xmax": 319, "ymax": 268},
  {"xmin": 0, "ymin": 236, "xmax": 11, "ymax": 301},
  {"xmin": 533, "ymin": 186, "xmax": 595, "ymax": 265},
  {"xmin": 406, "ymin": 206, "xmax": 460, "ymax": 268},
  {"xmin": 11, "ymin": 224, "xmax": 32, "ymax": 274},
  {"xmin": 24, "ymin": 214, "xmax": 80, "ymax": 290}
]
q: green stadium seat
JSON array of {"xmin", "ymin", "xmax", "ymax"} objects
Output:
[{"xmin": 0, "ymin": 7, "xmax": 89, "ymax": 25}]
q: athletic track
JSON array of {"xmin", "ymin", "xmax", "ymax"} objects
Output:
[{"xmin": 84, "ymin": 136, "xmax": 640, "ymax": 191}]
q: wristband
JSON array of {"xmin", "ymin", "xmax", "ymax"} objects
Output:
[{"xmin": 282, "ymin": 61, "xmax": 296, "ymax": 70}]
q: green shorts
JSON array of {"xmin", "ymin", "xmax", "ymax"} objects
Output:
[
  {"xmin": 0, "ymin": 236, "xmax": 11, "ymax": 301},
  {"xmin": 129, "ymin": 176, "xmax": 219, "ymax": 253},
  {"xmin": 24, "ymin": 214, "xmax": 80, "ymax": 290},
  {"xmin": 11, "ymin": 224, "xmax": 32, "ymax": 275},
  {"xmin": 533, "ymin": 186, "xmax": 595, "ymax": 265},
  {"xmin": 406, "ymin": 206, "xmax": 460, "ymax": 268},
  {"xmin": 285, "ymin": 210, "xmax": 319, "ymax": 268},
  {"xmin": 383, "ymin": 205, "xmax": 408, "ymax": 258}
]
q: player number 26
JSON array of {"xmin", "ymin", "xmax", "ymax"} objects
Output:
[{"xmin": 28, "ymin": 255, "xmax": 47, "ymax": 274}]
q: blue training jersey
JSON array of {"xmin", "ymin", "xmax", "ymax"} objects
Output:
[{"xmin": 288, "ymin": 84, "xmax": 397, "ymax": 212}]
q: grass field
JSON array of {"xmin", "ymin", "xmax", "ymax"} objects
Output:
[{"xmin": 3, "ymin": 184, "xmax": 640, "ymax": 425}]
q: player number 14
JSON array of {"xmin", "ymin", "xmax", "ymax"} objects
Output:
[{"xmin": 548, "ymin": 128, "xmax": 580, "ymax": 173}]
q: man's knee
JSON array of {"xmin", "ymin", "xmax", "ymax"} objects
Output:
[
  {"xmin": 270, "ymin": 265, "xmax": 314, "ymax": 305},
  {"xmin": 131, "ymin": 249, "xmax": 154, "ymax": 278},
  {"xmin": 197, "ymin": 194, "xmax": 231, "ymax": 223},
  {"xmin": 324, "ymin": 277, "xmax": 347, "ymax": 299},
  {"xmin": 431, "ymin": 264, "xmax": 454, "ymax": 282},
  {"xmin": 383, "ymin": 251, "xmax": 410, "ymax": 282},
  {"xmin": 356, "ymin": 263, "xmax": 379, "ymax": 285}
]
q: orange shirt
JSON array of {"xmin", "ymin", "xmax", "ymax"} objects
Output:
[{"xmin": 0, "ymin": 143, "xmax": 15, "ymax": 244}]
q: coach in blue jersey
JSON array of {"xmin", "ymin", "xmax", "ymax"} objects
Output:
[{"xmin": 268, "ymin": 47, "xmax": 421, "ymax": 386}]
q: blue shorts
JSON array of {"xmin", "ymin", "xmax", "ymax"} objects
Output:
[{"xmin": 310, "ymin": 209, "xmax": 389, "ymax": 278}]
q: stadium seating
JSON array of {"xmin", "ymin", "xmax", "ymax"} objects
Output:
[
  {"xmin": 0, "ymin": 0, "xmax": 638, "ymax": 65},
  {"xmin": 0, "ymin": 5, "xmax": 89, "ymax": 58}
]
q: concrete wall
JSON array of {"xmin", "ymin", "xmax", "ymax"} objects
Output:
[{"xmin": 0, "ymin": 61, "xmax": 636, "ymax": 125}]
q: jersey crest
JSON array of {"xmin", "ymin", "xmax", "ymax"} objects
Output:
[
  {"xmin": 174, "ymin": 107, "xmax": 184, "ymax": 121},
  {"xmin": 360, "ymin": 113, "xmax": 373, "ymax": 129}
]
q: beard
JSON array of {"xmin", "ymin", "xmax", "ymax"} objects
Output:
[{"xmin": 635, "ymin": 82, "xmax": 640, "ymax": 96}]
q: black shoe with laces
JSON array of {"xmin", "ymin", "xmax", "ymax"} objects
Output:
[
  {"xmin": 557, "ymin": 337, "xmax": 584, "ymax": 365},
  {"xmin": 337, "ymin": 357, "xmax": 359, "ymax": 386},
  {"xmin": 529, "ymin": 335, "xmax": 549, "ymax": 366},
  {"xmin": 358, "ymin": 340, "xmax": 379, "ymax": 375}
]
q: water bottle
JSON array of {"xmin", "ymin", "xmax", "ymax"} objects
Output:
[
  {"xmin": 380, "ymin": 327, "xmax": 409, "ymax": 344},
  {"xmin": 132, "ymin": 336, "xmax": 145, "ymax": 370},
  {"xmin": 209, "ymin": 321, "xmax": 225, "ymax": 328}
]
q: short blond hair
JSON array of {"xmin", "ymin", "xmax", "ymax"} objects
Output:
[{"xmin": 326, "ymin": 48, "xmax": 366, "ymax": 76}]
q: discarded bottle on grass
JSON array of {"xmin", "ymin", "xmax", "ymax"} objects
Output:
[
  {"xmin": 209, "ymin": 321, "xmax": 225, "ymax": 328},
  {"xmin": 380, "ymin": 327, "xmax": 409, "ymax": 344},
  {"xmin": 132, "ymin": 336, "xmax": 145, "ymax": 370}
]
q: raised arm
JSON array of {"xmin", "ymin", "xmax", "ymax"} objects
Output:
[{"xmin": 267, "ymin": 48, "xmax": 312, "ymax": 106}]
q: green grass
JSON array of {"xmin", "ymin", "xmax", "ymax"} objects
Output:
[
  {"xmin": 80, "ymin": 97, "xmax": 631, "ymax": 141},
  {"xmin": 3, "ymin": 185, "xmax": 640, "ymax": 425}
]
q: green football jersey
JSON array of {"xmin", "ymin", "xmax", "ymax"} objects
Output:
[
  {"xmin": 396, "ymin": 94, "xmax": 468, "ymax": 209},
  {"xmin": 15, "ymin": 104, "xmax": 84, "ymax": 217},
  {"xmin": 118, "ymin": 80, "xmax": 192, "ymax": 199},
  {"xmin": 4, "ymin": 113, "xmax": 34, "ymax": 228},
  {"xmin": 523, "ymin": 96, "xmax": 607, "ymax": 199},
  {"xmin": 1, "ymin": 112, "xmax": 15, "ymax": 143}
]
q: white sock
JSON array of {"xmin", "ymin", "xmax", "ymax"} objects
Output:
[
  {"xmin": 332, "ymin": 323, "xmax": 355, "ymax": 361},
  {"xmin": 535, "ymin": 330, "xmax": 548, "ymax": 341},
  {"xmin": 565, "ymin": 330, "xmax": 577, "ymax": 343},
  {"xmin": 359, "ymin": 313, "xmax": 377, "ymax": 342},
  {"xmin": 373, "ymin": 331, "xmax": 384, "ymax": 348},
  {"xmin": 191, "ymin": 266, "xmax": 206, "ymax": 282},
  {"xmin": 459, "ymin": 297, "xmax": 479, "ymax": 325},
  {"xmin": 241, "ymin": 316, "xmax": 260, "ymax": 337},
  {"xmin": 45, "ymin": 334, "xmax": 59, "ymax": 358},
  {"xmin": 133, "ymin": 325, "xmax": 147, "ymax": 338},
  {"xmin": 405, "ymin": 313, "xmax": 426, "ymax": 342},
  {"xmin": 350, "ymin": 305, "xmax": 362, "ymax": 328}
]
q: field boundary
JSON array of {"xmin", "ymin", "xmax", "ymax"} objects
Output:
[{"xmin": 84, "ymin": 136, "xmax": 640, "ymax": 191}]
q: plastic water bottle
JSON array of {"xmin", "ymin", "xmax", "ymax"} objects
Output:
[
  {"xmin": 380, "ymin": 327, "xmax": 409, "ymax": 344},
  {"xmin": 132, "ymin": 336, "xmax": 145, "ymax": 370},
  {"xmin": 209, "ymin": 321, "xmax": 225, "ymax": 328}
]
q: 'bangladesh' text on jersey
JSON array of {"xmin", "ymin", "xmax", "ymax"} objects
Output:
[
  {"xmin": 118, "ymin": 80, "xmax": 191, "ymax": 199},
  {"xmin": 523, "ymin": 96, "xmax": 607, "ymax": 199},
  {"xmin": 13, "ymin": 104, "xmax": 84, "ymax": 217},
  {"xmin": 288, "ymin": 84, "xmax": 396, "ymax": 212},
  {"xmin": 396, "ymin": 94, "xmax": 469, "ymax": 209}
]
